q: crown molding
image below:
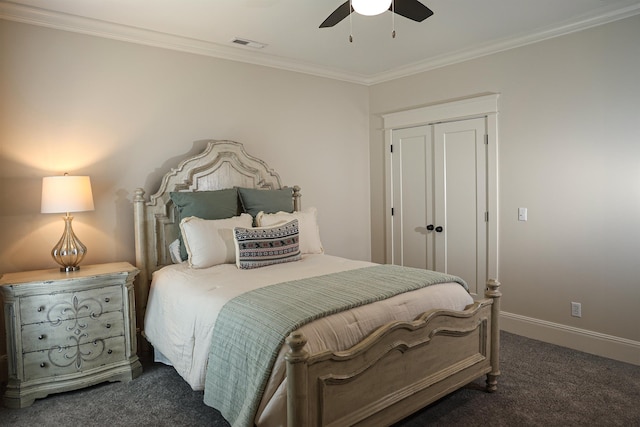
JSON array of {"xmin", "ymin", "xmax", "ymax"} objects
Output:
[
  {"xmin": 2, "ymin": 2, "xmax": 640, "ymax": 86},
  {"xmin": 0, "ymin": 2, "xmax": 370, "ymax": 85},
  {"xmin": 368, "ymin": 3, "xmax": 640, "ymax": 84}
]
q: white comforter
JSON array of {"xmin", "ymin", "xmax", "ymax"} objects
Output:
[{"xmin": 143, "ymin": 254, "xmax": 473, "ymax": 426}]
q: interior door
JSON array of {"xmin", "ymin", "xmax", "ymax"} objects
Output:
[
  {"xmin": 390, "ymin": 117, "xmax": 488, "ymax": 294},
  {"xmin": 390, "ymin": 125, "xmax": 435, "ymax": 271}
]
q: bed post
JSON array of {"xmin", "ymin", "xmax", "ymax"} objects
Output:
[
  {"xmin": 292, "ymin": 185, "xmax": 301, "ymax": 211},
  {"xmin": 285, "ymin": 331, "xmax": 309, "ymax": 427},
  {"xmin": 485, "ymin": 279, "xmax": 501, "ymax": 392},
  {"xmin": 133, "ymin": 188, "xmax": 149, "ymax": 348}
]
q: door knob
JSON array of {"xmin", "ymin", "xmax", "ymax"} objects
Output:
[
  {"xmin": 435, "ymin": 226, "xmax": 443, "ymax": 232},
  {"xmin": 426, "ymin": 224, "xmax": 434, "ymax": 231}
]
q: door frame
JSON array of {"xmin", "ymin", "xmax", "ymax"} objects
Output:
[{"xmin": 382, "ymin": 94, "xmax": 499, "ymax": 283}]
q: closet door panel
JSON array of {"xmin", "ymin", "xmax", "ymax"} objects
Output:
[
  {"xmin": 434, "ymin": 118, "xmax": 487, "ymax": 294},
  {"xmin": 391, "ymin": 126, "xmax": 434, "ymax": 270}
]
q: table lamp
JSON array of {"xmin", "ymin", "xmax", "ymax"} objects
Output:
[{"xmin": 41, "ymin": 174, "xmax": 95, "ymax": 272}]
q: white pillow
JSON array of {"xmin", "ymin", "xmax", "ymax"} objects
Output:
[
  {"xmin": 256, "ymin": 207, "xmax": 324, "ymax": 254},
  {"xmin": 168, "ymin": 239, "xmax": 183, "ymax": 264},
  {"xmin": 180, "ymin": 213, "xmax": 253, "ymax": 269}
]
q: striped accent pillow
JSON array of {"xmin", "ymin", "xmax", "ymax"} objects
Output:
[{"xmin": 233, "ymin": 219, "xmax": 302, "ymax": 269}]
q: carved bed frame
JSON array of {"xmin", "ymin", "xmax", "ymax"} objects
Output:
[{"xmin": 133, "ymin": 140, "xmax": 501, "ymax": 427}]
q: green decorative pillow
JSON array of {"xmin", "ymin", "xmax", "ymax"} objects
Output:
[
  {"xmin": 170, "ymin": 188, "xmax": 240, "ymax": 260},
  {"xmin": 233, "ymin": 219, "xmax": 301, "ymax": 269},
  {"xmin": 237, "ymin": 187, "xmax": 294, "ymax": 219}
]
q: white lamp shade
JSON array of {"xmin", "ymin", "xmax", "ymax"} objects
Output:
[
  {"xmin": 352, "ymin": 0, "xmax": 392, "ymax": 16},
  {"xmin": 41, "ymin": 175, "xmax": 95, "ymax": 214}
]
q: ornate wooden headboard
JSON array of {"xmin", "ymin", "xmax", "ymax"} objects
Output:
[{"xmin": 132, "ymin": 140, "xmax": 300, "ymax": 328}]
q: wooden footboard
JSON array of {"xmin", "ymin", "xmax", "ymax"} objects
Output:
[{"xmin": 286, "ymin": 279, "xmax": 501, "ymax": 427}]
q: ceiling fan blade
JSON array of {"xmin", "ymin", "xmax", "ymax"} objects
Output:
[
  {"xmin": 320, "ymin": 1, "xmax": 352, "ymax": 28},
  {"xmin": 393, "ymin": 0, "xmax": 434, "ymax": 22}
]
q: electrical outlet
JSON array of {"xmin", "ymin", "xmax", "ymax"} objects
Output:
[{"xmin": 571, "ymin": 302, "xmax": 582, "ymax": 318}]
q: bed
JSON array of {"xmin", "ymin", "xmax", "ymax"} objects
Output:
[{"xmin": 133, "ymin": 140, "xmax": 501, "ymax": 427}]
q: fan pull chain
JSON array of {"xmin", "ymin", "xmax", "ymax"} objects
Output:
[
  {"xmin": 392, "ymin": 0, "xmax": 396, "ymax": 38},
  {"xmin": 349, "ymin": 0, "xmax": 353, "ymax": 42}
]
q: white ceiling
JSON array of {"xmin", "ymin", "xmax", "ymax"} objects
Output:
[{"xmin": 2, "ymin": 0, "xmax": 640, "ymax": 84}]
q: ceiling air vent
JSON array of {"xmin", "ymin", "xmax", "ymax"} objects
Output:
[{"xmin": 231, "ymin": 38, "xmax": 267, "ymax": 49}]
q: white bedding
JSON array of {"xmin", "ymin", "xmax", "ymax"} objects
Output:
[{"xmin": 143, "ymin": 254, "xmax": 473, "ymax": 426}]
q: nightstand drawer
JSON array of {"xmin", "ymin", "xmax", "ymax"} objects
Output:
[
  {"xmin": 23, "ymin": 335, "xmax": 127, "ymax": 381},
  {"xmin": 20, "ymin": 286, "xmax": 123, "ymax": 325},
  {"xmin": 21, "ymin": 311, "xmax": 125, "ymax": 353}
]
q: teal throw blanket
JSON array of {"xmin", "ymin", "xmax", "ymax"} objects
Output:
[{"xmin": 203, "ymin": 264, "xmax": 467, "ymax": 426}]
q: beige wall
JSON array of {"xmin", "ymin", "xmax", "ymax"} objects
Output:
[
  {"xmin": 369, "ymin": 15, "xmax": 640, "ymax": 349},
  {"xmin": 0, "ymin": 20, "xmax": 372, "ymax": 275}
]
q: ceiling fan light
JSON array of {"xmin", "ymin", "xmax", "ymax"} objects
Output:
[{"xmin": 352, "ymin": 0, "xmax": 392, "ymax": 16}]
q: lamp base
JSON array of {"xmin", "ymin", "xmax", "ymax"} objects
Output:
[{"xmin": 51, "ymin": 214, "xmax": 87, "ymax": 272}]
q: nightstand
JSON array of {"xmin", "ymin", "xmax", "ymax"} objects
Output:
[{"xmin": 0, "ymin": 262, "xmax": 142, "ymax": 408}]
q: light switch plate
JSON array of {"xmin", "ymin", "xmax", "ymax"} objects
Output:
[{"xmin": 518, "ymin": 207, "xmax": 528, "ymax": 221}]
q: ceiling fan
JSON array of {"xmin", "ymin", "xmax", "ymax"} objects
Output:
[{"xmin": 320, "ymin": 0, "xmax": 434, "ymax": 28}]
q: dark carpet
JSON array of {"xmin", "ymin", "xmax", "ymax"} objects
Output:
[{"xmin": 1, "ymin": 332, "xmax": 638, "ymax": 426}]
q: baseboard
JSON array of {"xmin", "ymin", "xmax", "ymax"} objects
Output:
[{"xmin": 501, "ymin": 311, "xmax": 640, "ymax": 366}]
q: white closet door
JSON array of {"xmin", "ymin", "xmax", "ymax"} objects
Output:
[
  {"xmin": 390, "ymin": 125, "xmax": 434, "ymax": 270},
  {"xmin": 434, "ymin": 118, "xmax": 487, "ymax": 294},
  {"xmin": 390, "ymin": 117, "xmax": 487, "ymax": 294}
]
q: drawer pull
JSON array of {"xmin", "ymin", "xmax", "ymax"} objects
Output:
[
  {"xmin": 104, "ymin": 297, "xmax": 110, "ymax": 303},
  {"xmin": 37, "ymin": 306, "xmax": 45, "ymax": 312},
  {"xmin": 106, "ymin": 323, "xmax": 111, "ymax": 329},
  {"xmin": 38, "ymin": 335, "xmax": 46, "ymax": 340},
  {"xmin": 40, "ymin": 362, "xmax": 47, "ymax": 368},
  {"xmin": 107, "ymin": 349, "xmax": 113, "ymax": 355}
]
